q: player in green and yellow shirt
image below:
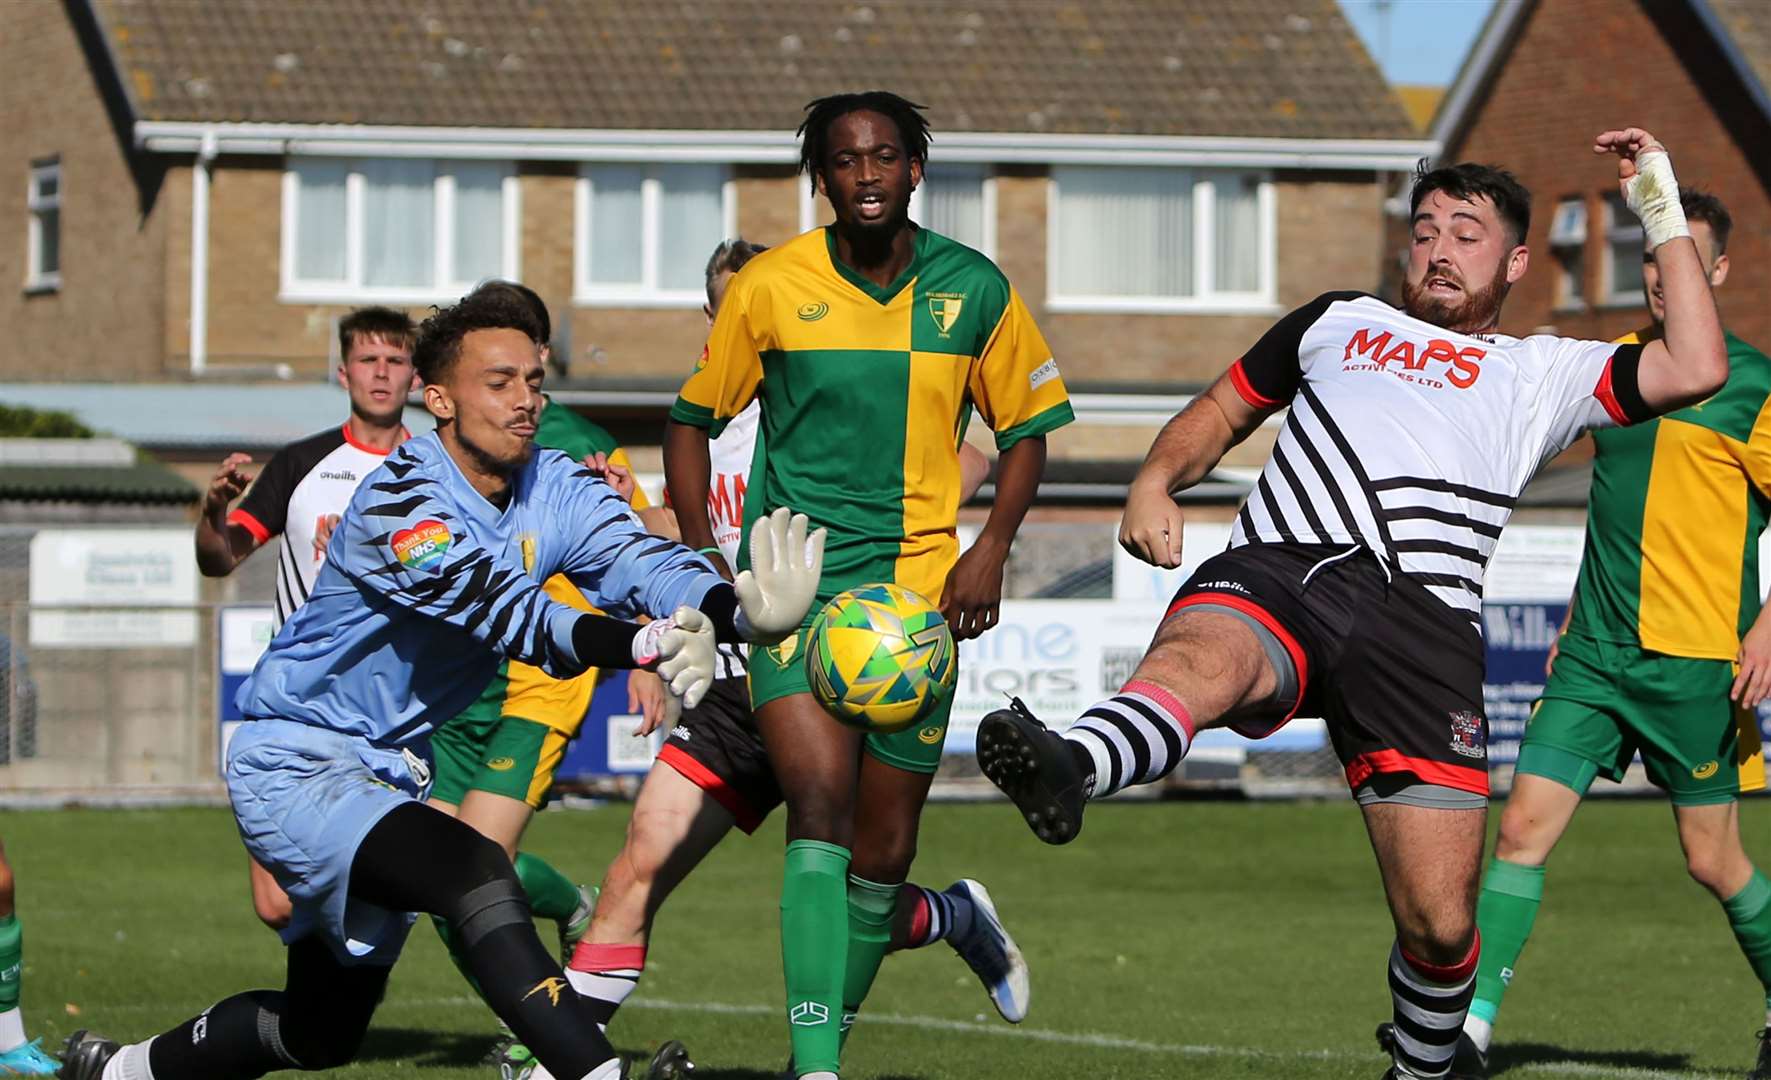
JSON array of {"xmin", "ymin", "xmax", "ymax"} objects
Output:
[
  {"xmin": 666, "ymin": 92, "xmax": 1071, "ymax": 1079},
  {"xmin": 1463, "ymin": 190, "xmax": 1771, "ymax": 1079}
]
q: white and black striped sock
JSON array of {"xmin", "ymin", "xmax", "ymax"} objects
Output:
[
  {"xmin": 565, "ymin": 943, "xmax": 646, "ymax": 1034},
  {"xmin": 1061, "ymin": 680, "xmax": 1195, "ymax": 798},
  {"xmin": 1386, "ymin": 938, "xmax": 1478, "ymax": 1078}
]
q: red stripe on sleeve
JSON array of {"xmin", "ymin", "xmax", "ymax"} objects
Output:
[
  {"xmin": 227, "ymin": 508, "xmax": 272, "ymax": 546},
  {"xmin": 1227, "ymin": 359, "xmax": 1283, "ymax": 409},
  {"xmin": 1593, "ymin": 358, "xmax": 1629, "ymax": 426}
]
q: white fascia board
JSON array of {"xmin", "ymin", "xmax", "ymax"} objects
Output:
[
  {"xmin": 135, "ymin": 121, "xmax": 1435, "ymax": 171},
  {"xmin": 1430, "ymin": 0, "xmax": 1534, "ymax": 153}
]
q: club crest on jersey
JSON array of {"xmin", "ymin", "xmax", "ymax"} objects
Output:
[
  {"xmin": 391, "ymin": 519, "xmax": 451, "ymax": 572},
  {"xmin": 1448, "ymin": 710, "xmax": 1486, "ymax": 759},
  {"xmin": 520, "ymin": 534, "xmax": 537, "ymax": 573},
  {"xmin": 694, "ymin": 345, "xmax": 709, "ymax": 372},
  {"xmin": 1342, "ymin": 327, "xmax": 1484, "ymax": 389},
  {"xmin": 927, "ymin": 293, "xmax": 966, "ymax": 335},
  {"xmin": 797, "ymin": 301, "xmax": 829, "ymax": 322}
]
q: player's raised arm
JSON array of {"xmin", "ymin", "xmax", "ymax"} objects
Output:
[
  {"xmin": 194, "ymin": 452, "xmax": 264, "ymax": 575},
  {"xmin": 1598, "ymin": 129, "xmax": 1727, "ymax": 414}
]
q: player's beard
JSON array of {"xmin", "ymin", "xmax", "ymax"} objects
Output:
[
  {"xmin": 453, "ymin": 418, "xmax": 533, "ymax": 480},
  {"xmin": 1402, "ymin": 259, "xmax": 1510, "ymax": 335}
]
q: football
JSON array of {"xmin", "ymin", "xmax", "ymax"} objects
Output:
[{"xmin": 805, "ymin": 583, "xmax": 957, "ymax": 733}]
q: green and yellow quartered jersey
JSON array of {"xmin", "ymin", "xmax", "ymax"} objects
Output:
[
  {"xmin": 1569, "ymin": 331, "xmax": 1771, "ymax": 659},
  {"xmin": 671, "ymin": 226, "xmax": 1074, "ymax": 604}
]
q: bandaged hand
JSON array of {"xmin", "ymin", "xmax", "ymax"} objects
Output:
[
  {"xmin": 630, "ymin": 607, "xmax": 716, "ymax": 725},
  {"xmin": 732, "ymin": 507, "xmax": 826, "ymax": 644},
  {"xmin": 1595, "ymin": 128, "xmax": 1687, "ymax": 250}
]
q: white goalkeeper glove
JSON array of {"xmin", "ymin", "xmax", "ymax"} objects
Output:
[
  {"xmin": 630, "ymin": 607, "xmax": 716, "ymax": 725},
  {"xmin": 1622, "ymin": 143, "xmax": 1688, "ymax": 251},
  {"xmin": 733, "ymin": 507, "xmax": 826, "ymax": 644}
]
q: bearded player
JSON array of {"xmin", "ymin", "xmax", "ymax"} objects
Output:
[{"xmin": 975, "ymin": 130, "xmax": 1727, "ymax": 1080}]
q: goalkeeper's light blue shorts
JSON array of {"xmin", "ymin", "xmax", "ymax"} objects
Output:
[{"xmin": 225, "ymin": 718, "xmax": 430, "ymax": 966}]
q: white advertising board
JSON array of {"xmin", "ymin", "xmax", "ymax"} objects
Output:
[{"xmin": 29, "ymin": 529, "xmax": 199, "ymax": 647}]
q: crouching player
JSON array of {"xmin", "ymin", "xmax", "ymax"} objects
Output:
[{"xmin": 59, "ymin": 289, "xmax": 823, "ymax": 1080}]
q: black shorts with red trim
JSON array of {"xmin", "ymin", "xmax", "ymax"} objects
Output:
[
  {"xmin": 657, "ymin": 675, "xmax": 782, "ymax": 834},
  {"xmin": 1169, "ymin": 541, "xmax": 1490, "ymax": 797}
]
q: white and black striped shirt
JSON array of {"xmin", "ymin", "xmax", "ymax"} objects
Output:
[
  {"xmin": 229, "ymin": 425, "xmax": 406, "ymax": 629},
  {"xmin": 1226, "ymin": 293, "xmax": 1647, "ymax": 624}
]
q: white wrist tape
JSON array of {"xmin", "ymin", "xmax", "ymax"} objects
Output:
[
  {"xmin": 631, "ymin": 618, "xmax": 674, "ymax": 666},
  {"xmin": 1624, "ymin": 149, "xmax": 1689, "ymax": 251}
]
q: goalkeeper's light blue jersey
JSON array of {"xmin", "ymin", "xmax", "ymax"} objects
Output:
[{"xmin": 236, "ymin": 431, "xmax": 721, "ymax": 748}]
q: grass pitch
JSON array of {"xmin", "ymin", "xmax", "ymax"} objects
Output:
[{"xmin": 4, "ymin": 797, "xmax": 1764, "ymax": 1078}]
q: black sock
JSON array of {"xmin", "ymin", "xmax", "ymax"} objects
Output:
[{"xmin": 146, "ymin": 991, "xmax": 289, "ymax": 1080}]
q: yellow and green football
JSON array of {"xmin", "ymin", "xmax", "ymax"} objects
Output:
[{"xmin": 805, "ymin": 583, "xmax": 957, "ymax": 734}]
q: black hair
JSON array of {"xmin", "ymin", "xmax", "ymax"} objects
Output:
[
  {"xmin": 412, "ymin": 290, "xmax": 544, "ymax": 385},
  {"xmin": 1681, "ymin": 186, "xmax": 1732, "ymax": 255},
  {"xmin": 1409, "ymin": 161, "xmax": 1532, "ymax": 248},
  {"xmin": 469, "ymin": 279, "xmax": 550, "ymax": 343},
  {"xmin": 337, "ymin": 306, "xmax": 416, "ymax": 360},
  {"xmin": 704, "ymin": 238, "xmax": 769, "ymax": 304},
  {"xmin": 797, "ymin": 91, "xmax": 932, "ymax": 195}
]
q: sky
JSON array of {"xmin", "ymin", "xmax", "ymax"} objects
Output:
[{"xmin": 1337, "ymin": 0, "xmax": 1497, "ymax": 88}]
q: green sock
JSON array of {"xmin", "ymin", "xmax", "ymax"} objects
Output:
[
  {"xmin": 1471, "ymin": 856, "xmax": 1545, "ymax": 1024},
  {"xmin": 840, "ymin": 875, "xmax": 901, "ymax": 1049},
  {"xmin": 0, "ymin": 914, "xmax": 20, "ymax": 1015},
  {"xmin": 515, "ymin": 851, "xmax": 582, "ymax": 923},
  {"xmin": 1722, "ymin": 869, "xmax": 1771, "ymax": 1006},
  {"xmin": 781, "ymin": 840, "xmax": 850, "ymax": 1077}
]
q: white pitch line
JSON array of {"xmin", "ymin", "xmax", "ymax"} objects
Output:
[{"xmin": 70, "ymin": 994, "xmax": 1721, "ymax": 1078}]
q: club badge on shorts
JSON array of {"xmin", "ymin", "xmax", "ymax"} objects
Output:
[{"xmin": 1448, "ymin": 710, "xmax": 1486, "ymax": 760}]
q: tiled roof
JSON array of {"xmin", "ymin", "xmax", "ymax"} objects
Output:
[{"xmin": 93, "ymin": 0, "xmax": 1416, "ymax": 139}]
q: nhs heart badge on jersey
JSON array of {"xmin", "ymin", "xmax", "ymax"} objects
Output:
[{"xmin": 391, "ymin": 519, "xmax": 452, "ymax": 572}]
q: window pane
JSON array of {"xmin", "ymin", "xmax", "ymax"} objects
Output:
[
  {"xmin": 921, "ymin": 165, "xmax": 985, "ymax": 250},
  {"xmin": 1610, "ymin": 239, "xmax": 1645, "ymax": 298},
  {"xmin": 587, "ymin": 165, "xmax": 644, "ymax": 285},
  {"xmin": 35, "ymin": 208, "xmax": 59, "ymax": 275},
  {"xmin": 361, "ymin": 158, "xmax": 435, "ymax": 289},
  {"xmin": 1212, "ymin": 173, "xmax": 1261, "ymax": 293},
  {"xmin": 452, "ymin": 163, "xmax": 505, "ymax": 285},
  {"xmin": 657, "ymin": 164, "xmax": 724, "ymax": 292},
  {"xmin": 293, "ymin": 159, "xmax": 348, "ymax": 282},
  {"xmin": 33, "ymin": 170, "xmax": 58, "ymax": 202},
  {"xmin": 1054, "ymin": 166, "xmax": 1191, "ymax": 298}
]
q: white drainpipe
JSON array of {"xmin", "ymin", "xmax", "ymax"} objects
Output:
[{"xmin": 189, "ymin": 129, "xmax": 218, "ymax": 376}]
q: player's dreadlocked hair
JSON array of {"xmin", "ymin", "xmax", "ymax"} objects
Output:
[
  {"xmin": 413, "ymin": 288, "xmax": 544, "ymax": 385},
  {"xmin": 797, "ymin": 91, "xmax": 932, "ymax": 195}
]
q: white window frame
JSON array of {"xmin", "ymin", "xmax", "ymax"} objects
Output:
[
  {"xmin": 1045, "ymin": 167, "xmax": 1278, "ymax": 315},
  {"xmin": 1601, "ymin": 193, "xmax": 1646, "ymax": 307},
  {"xmin": 573, "ymin": 165, "xmax": 737, "ymax": 308},
  {"xmin": 279, "ymin": 157, "xmax": 521, "ymax": 305},
  {"xmin": 796, "ymin": 168, "xmax": 997, "ymax": 255},
  {"xmin": 1548, "ymin": 197, "xmax": 1587, "ymax": 311},
  {"xmin": 26, "ymin": 161, "xmax": 61, "ymax": 292}
]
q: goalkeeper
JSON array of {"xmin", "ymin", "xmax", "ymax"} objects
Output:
[{"xmin": 59, "ymin": 288, "xmax": 823, "ymax": 1080}]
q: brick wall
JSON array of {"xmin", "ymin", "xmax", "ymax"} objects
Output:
[
  {"xmin": 0, "ymin": 3, "xmax": 169, "ymax": 381},
  {"xmin": 1447, "ymin": 0, "xmax": 1771, "ymax": 346}
]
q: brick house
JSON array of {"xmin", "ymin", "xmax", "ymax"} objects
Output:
[
  {"xmin": 2, "ymin": 0, "xmax": 1435, "ymax": 542},
  {"xmin": 1432, "ymin": 0, "xmax": 1771, "ymax": 346}
]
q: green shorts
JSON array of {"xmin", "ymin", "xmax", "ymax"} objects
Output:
[
  {"xmin": 428, "ymin": 713, "xmax": 569, "ymax": 810},
  {"xmin": 1519, "ymin": 631, "xmax": 1764, "ymax": 806},
  {"xmin": 747, "ymin": 622, "xmax": 954, "ymax": 775}
]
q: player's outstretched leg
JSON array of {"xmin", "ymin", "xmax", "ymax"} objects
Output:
[
  {"xmin": 979, "ymin": 608, "xmax": 1283, "ymax": 844},
  {"xmin": 59, "ymin": 936, "xmax": 391, "ymax": 1080},
  {"xmin": 567, "ymin": 761, "xmax": 743, "ymax": 1038},
  {"xmin": 896, "ymin": 879, "xmax": 1029, "ymax": 1023},
  {"xmin": 0, "ymin": 843, "xmax": 57, "ymax": 1076},
  {"xmin": 352, "ymin": 804, "xmax": 632, "ymax": 1080}
]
